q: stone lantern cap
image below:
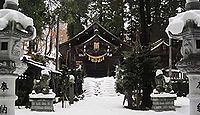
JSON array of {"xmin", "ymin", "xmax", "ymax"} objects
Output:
[
  {"xmin": 166, "ymin": 10, "xmax": 200, "ymax": 38},
  {"xmin": 0, "ymin": 9, "xmax": 36, "ymax": 40}
]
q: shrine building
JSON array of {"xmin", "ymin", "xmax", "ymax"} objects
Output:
[{"xmin": 59, "ymin": 23, "xmax": 132, "ymax": 77}]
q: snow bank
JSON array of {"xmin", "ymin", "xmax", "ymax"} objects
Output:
[{"xmin": 166, "ymin": 10, "xmax": 200, "ymax": 37}]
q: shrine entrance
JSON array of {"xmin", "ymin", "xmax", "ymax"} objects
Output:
[
  {"xmin": 60, "ymin": 22, "xmax": 132, "ymax": 78},
  {"xmin": 84, "ymin": 58, "xmax": 111, "ymax": 77}
]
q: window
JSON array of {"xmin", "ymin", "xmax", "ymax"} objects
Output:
[
  {"xmin": 196, "ymin": 40, "xmax": 200, "ymax": 49},
  {"xmin": 1, "ymin": 42, "xmax": 8, "ymax": 50}
]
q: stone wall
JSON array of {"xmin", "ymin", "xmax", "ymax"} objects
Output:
[
  {"xmin": 151, "ymin": 96, "xmax": 176, "ymax": 111},
  {"xmin": 29, "ymin": 98, "xmax": 54, "ymax": 112}
]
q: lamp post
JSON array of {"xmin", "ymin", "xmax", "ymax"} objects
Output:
[
  {"xmin": 0, "ymin": 0, "xmax": 36, "ymax": 115},
  {"xmin": 166, "ymin": 0, "xmax": 200, "ymax": 114}
]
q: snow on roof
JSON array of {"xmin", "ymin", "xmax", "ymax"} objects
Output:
[
  {"xmin": 166, "ymin": 10, "xmax": 200, "ymax": 37},
  {"xmin": 80, "ymin": 34, "xmax": 117, "ymax": 47},
  {"xmin": 24, "ymin": 56, "xmax": 62, "ymax": 74},
  {"xmin": 165, "ymin": 69, "xmax": 181, "ymax": 72},
  {"xmin": 151, "ymin": 39, "xmax": 169, "ymax": 51},
  {"xmin": 71, "ymin": 22, "xmax": 118, "ymax": 41}
]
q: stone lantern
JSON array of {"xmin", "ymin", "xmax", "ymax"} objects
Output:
[
  {"xmin": 0, "ymin": 0, "xmax": 36, "ymax": 115},
  {"xmin": 166, "ymin": 0, "xmax": 200, "ymax": 115}
]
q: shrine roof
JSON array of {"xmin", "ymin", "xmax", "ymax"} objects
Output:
[
  {"xmin": 151, "ymin": 39, "xmax": 169, "ymax": 51},
  {"xmin": 60, "ymin": 22, "xmax": 132, "ymax": 50},
  {"xmin": 77, "ymin": 34, "xmax": 117, "ymax": 48}
]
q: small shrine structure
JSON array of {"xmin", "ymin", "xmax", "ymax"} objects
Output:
[{"xmin": 60, "ymin": 23, "xmax": 132, "ymax": 77}]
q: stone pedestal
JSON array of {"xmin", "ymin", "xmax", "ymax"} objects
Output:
[
  {"xmin": 0, "ymin": 74, "xmax": 17, "ymax": 115},
  {"xmin": 187, "ymin": 74, "xmax": 200, "ymax": 115},
  {"xmin": 151, "ymin": 93, "xmax": 177, "ymax": 111},
  {"xmin": 29, "ymin": 92, "xmax": 55, "ymax": 112},
  {"xmin": 176, "ymin": 54, "xmax": 200, "ymax": 115}
]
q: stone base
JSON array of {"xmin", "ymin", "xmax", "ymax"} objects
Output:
[
  {"xmin": 151, "ymin": 93, "xmax": 177, "ymax": 112},
  {"xmin": 0, "ymin": 97, "xmax": 16, "ymax": 115},
  {"xmin": 29, "ymin": 98, "xmax": 54, "ymax": 112}
]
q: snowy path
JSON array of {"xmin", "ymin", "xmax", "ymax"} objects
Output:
[
  {"xmin": 83, "ymin": 77, "xmax": 117, "ymax": 97},
  {"xmin": 16, "ymin": 96, "xmax": 189, "ymax": 115},
  {"xmin": 16, "ymin": 77, "xmax": 190, "ymax": 115}
]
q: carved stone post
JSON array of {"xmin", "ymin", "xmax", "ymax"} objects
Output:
[
  {"xmin": 166, "ymin": 1, "xmax": 200, "ymax": 114},
  {"xmin": 0, "ymin": 0, "xmax": 36, "ymax": 115}
]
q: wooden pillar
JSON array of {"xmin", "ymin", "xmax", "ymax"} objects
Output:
[{"xmin": 107, "ymin": 57, "xmax": 110, "ymax": 77}]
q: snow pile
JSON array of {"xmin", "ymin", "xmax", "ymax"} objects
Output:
[
  {"xmin": 166, "ymin": 10, "xmax": 200, "ymax": 37},
  {"xmin": 29, "ymin": 90, "xmax": 56, "ymax": 99},
  {"xmin": 29, "ymin": 92, "xmax": 56, "ymax": 99},
  {"xmin": 83, "ymin": 77, "xmax": 117, "ymax": 97}
]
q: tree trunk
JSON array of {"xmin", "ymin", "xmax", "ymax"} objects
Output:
[
  {"xmin": 126, "ymin": 90, "xmax": 134, "ymax": 109},
  {"xmin": 139, "ymin": 0, "xmax": 149, "ymax": 46},
  {"xmin": 141, "ymin": 81, "xmax": 153, "ymax": 109},
  {"xmin": 0, "ymin": 0, "xmax": 5, "ymax": 9}
]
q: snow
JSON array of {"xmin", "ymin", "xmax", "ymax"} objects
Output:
[
  {"xmin": 151, "ymin": 93, "xmax": 177, "ymax": 98},
  {"xmin": 0, "ymin": 9, "xmax": 36, "ymax": 39},
  {"xmin": 156, "ymin": 69, "xmax": 163, "ymax": 76},
  {"xmin": 151, "ymin": 39, "xmax": 169, "ymax": 51},
  {"xmin": 166, "ymin": 10, "xmax": 200, "ymax": 37},
  {"xmin": 83, "ymin": 77, "xmax": 117, "ymax": 97},
  {"xmin": 16, "ymin": 96, "xmax": 189, "ymax": 115},
  {"xmin": 41, "ymin": 69, "xmax": 50, "ymax": 76},
  {"xmin": 5, "ymin": 0, "xmax": 18, "ymax": 5},
  {"xmin": 29, "ymin": 92, "xmax": 56, "ymax": 99},
  {"xmin": 15, "ymin": 77, "xmax": 189, "ymax": 115},
  {"xmin": 186, "ymin": 0, "xmax": 198, "ymax": 3}
]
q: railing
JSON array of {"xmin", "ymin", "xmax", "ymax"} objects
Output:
[{"xmin": 164, "ymin": 69, "xmax": 188, "ymax": 83}]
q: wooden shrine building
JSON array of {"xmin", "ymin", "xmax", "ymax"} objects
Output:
[{"xmin": 60, "ymin": 23, "xmax": 132, "ymax": 77}]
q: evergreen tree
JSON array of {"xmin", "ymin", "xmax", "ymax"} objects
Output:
[{"xmin": 116, "ymin": 38, "xmax": 157, "ymax": 109}]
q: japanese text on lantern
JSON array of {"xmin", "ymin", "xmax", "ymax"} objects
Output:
[
  {"xmin": 197, "ymin": 103, "xmax": 200, "ymax": 112},
  {"xmin": 0, "ymin": 82, "xmax": 8, "ymax": 92},
  {"xmin": 0, "ymin": 105, "xmax": 7, "ymax": 114},
  {"xmin": 196, "ymin": 82, "xmax": 200, "ymax": 89}
]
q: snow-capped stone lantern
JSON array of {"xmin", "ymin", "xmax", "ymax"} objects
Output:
[
  {"xmin": 166, "ymin": 0, "xmax": 200, "ymax": 114},
  {"xmin": 0, "ymin": 0, "xmax": 36, "ymax": 115}
]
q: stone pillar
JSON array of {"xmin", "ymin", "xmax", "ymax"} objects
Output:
[
  {"xmin": 0, "ymin": 0, "xmax": 36, "ymax": 115},
  {"xmin": 0, "ymin": 73, "xmax": 17, "ymax": 115},
  {"xmin": 176, "ymin": 52, "xmax": 200, "ymax": 115}
]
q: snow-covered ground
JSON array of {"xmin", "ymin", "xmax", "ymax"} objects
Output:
[
  {"xmin": 83, "ymin": 77, "xmax": 117, "ymax": 97},
  {"xmin": 16, "ymin": 77, "xmax": 190, "ymax": 115}
]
